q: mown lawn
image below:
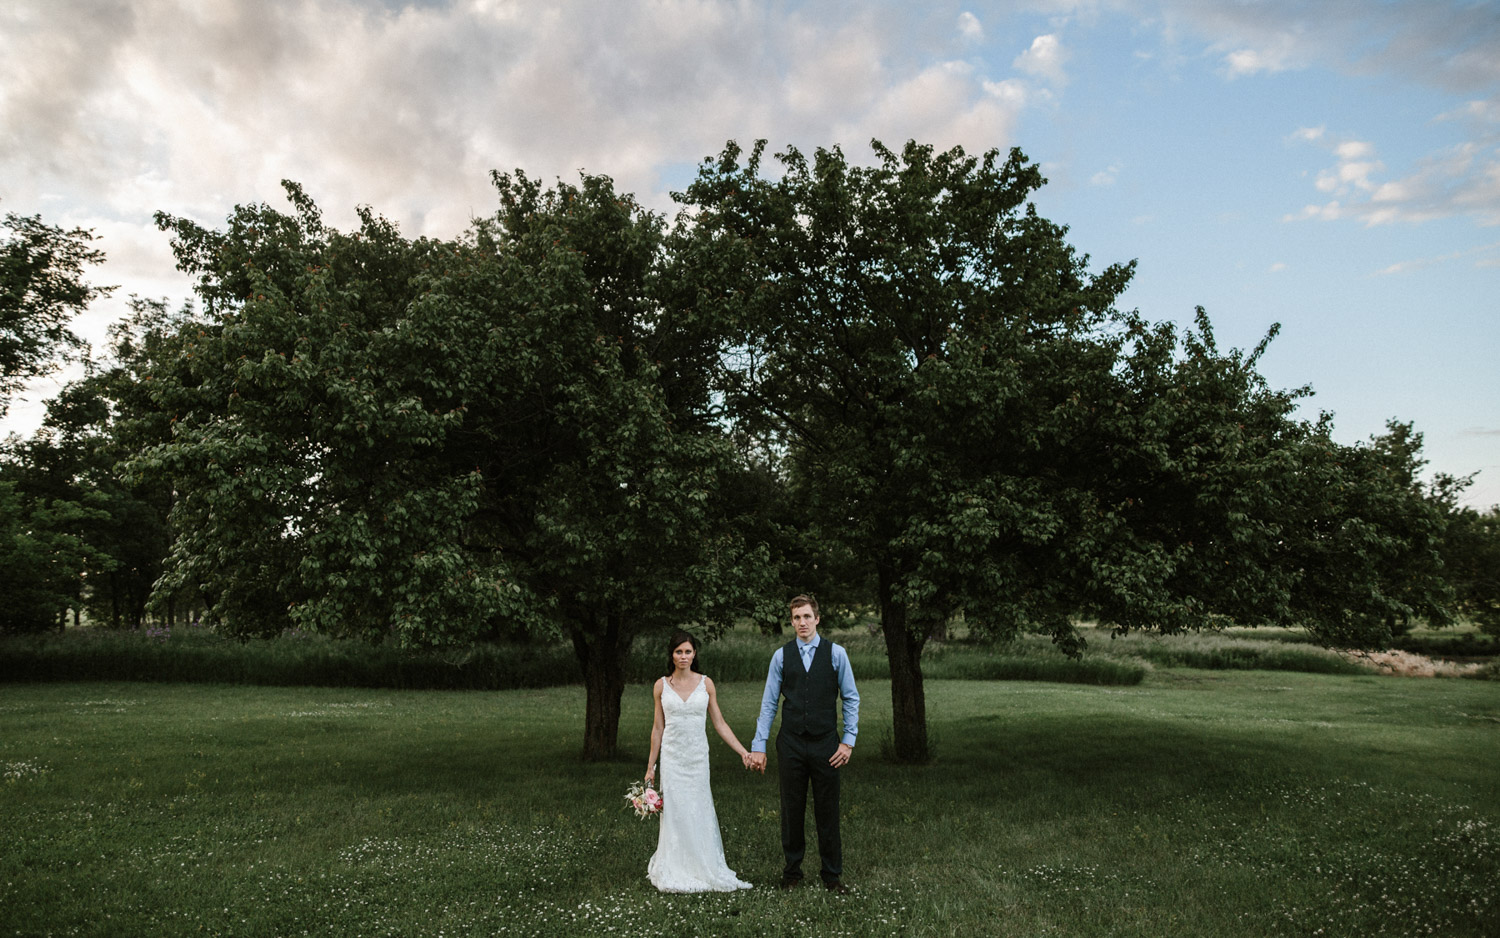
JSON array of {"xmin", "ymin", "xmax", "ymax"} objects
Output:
[{"xmin": 2, "ymin": 671, "xmax": 1497, "ymax": 937}]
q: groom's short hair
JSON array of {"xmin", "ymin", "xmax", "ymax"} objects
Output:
[{"xmin": 789, "ymin": 594, "xmax": 819, "ymax": 616}]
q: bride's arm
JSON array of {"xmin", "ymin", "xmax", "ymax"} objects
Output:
[
  {"xmin": 647, "ymin": 678, "xmax": 665, "ymax": 784},
  {"xmin": 705, "ymin": 677, "xmax": 750, "ymax": 759}
]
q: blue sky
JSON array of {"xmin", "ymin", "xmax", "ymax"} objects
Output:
[{"xmin": 2, "ymin": 0, "xmax": 1497, "ymax": 506}]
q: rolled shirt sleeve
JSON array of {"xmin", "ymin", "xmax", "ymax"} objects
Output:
[{"xmin": 831, "ymin": 644, "xmax": 859, "ymax": 747}]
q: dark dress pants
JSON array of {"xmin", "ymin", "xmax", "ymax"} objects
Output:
[{"xmin": 776, "ymin": 729, "xmax": 841, "ymax": 882}]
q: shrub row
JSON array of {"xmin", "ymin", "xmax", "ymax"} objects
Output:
[
  {"xmin": 1099, "ymin": 632, "xmax": 1370, "ymax": 675},
  {"xmin": 0, "ymin": 626, "xmax": 1148, "ymax": 690},
  {"xmin": 7, "ymin": 623, "xmax": 1491, "ymax": 691}
]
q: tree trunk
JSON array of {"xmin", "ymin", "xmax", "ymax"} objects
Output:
[
  {"xmin": 877, "ymin": 564, "xmax": 930, "ymax": 763},
  {"xmin": 570, "ymin": 614, "xmax": 632, "ymax": 761},
  {"xmin": 109, "ymin": 573, "xmax": 120, "ymax": 629}
]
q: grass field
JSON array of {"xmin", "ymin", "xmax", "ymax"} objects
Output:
[{"xmin": 2, "ymin": 670, "xmax": 1497, "ymax": 937}]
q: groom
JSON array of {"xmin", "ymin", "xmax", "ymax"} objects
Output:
[{"xmin": 748, "ymin": 594, "xmax": 860, "ymax": 893}]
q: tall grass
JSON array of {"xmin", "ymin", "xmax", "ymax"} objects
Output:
[
  {"xmin": 4, "ymin": 620, "xmax": 1493, "ymax": 693},
  {"xmin": 2, "ymin": 625, "xmax": 1147, "ymax": 689},
  {"xmin": 1096, "ymin": 630, "xmax": 1369, "ymax": 674},
  {"xmin": 0, "ymin": 626, "xmax": 580, "ymax": 689},
  {"xmin": 629, "ymin": 628, "xmax": 1148, "ymax": 687}
]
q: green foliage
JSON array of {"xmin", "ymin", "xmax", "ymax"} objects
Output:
[
  {"xmin": 0, "ymin": 211, "xmax": 113, "ymax": 415},
  {"xmin": 0, "ymin": 481, "xmax": 110, "ymax": 632},
  {"xmin": 680, "ymin": 139, "xmax": 1471, "ymax": 762},
  {"xmin": 8, "ymin": 147, "xmax": 1478, "ymax": 761},
  {"xmin": 685, "ymin": 140, "xmax": 1136, "ymax": 632},
  {"xmin": 143, "ymin": 188, "xmax": 504, "ymax": 640},
  {"xmin": 1272, "ymin": 421, "xmax": 1456, "ymax": 647},
  {"xmin": 0, "ymin": 211, "xmax": 134, "ymax": 632},
  {"xmin": 139, "ymin": 178, "xmax": 778, "ymax": 757},
  {"xmin": 682, "ymin": 139, "xmax": 1398, "ymax": 759},
  {"xmin": 682, "ymin": 139, "xmax": 1149, "ymax": 760},
  {"xmin": 1440, "ymin": 503, "xmax": 1500, "ymax": 637},
  {"xmin": 1, "ymin": 325, "xmax": 179, "ymax": 630}
]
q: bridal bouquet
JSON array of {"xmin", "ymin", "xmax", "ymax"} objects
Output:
[{"xmin": 625, "ymin": 780, "xmax": 662, "ymax": 819}]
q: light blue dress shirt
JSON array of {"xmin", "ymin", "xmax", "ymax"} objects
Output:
[{"xmin": 750, "ymin": 635, "xmax": 860, "ymax": 752}]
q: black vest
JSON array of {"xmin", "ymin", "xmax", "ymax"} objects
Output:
[{"xmin": 781, "ymin": 638, "xmax": 838, "ymax": 738}]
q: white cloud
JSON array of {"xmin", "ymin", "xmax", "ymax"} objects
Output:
[
  {"xmin": 1290, "ymin": 124, "xmax": 1500, "ymax": 227},
  {"xmin": 1283, "ymin": 200, "xmax": 1343, "ymax": 222},
  {"xmin": 1375, "ymin": 240, "xmax": 1500, "ymax": 275},
  {"xmin": 842, "ymin": 60, "xmax": 1017, "ymax": 156},
  {"xmin": 982, "ymin": 78, "xmax": 1030, "ymax": 110},
  {"xmin": 0, "ymin": 0, "xmax": 1047, "ymax": 438},
  {"xmin": 0, "ymin": 0, "xmax": 1028, "ymax": 239},
  {"xmin": 1164, "ymin": 0, "xmax": 1500, "ymax": 93},
  {"xmin": 1090, "ymin": 164, "xmax": 1121, "ymax": 186},
  {"xmin": 958, "ymin": 11, "xmax": 983, "ymax": 41},
  {"xmin": 1013, "ymin": 34, "xmax": 1068, "ymax": 86},
  {"xmin": 1268, "ymin": 262, "xmax": 1287, "ymax": 272},
  {"xmin": 1223, "ymin": 44, "xmax": 1295, "ymax": 77},
  {"xmin": 1340, "ymin": 161, "xmax": 1381, "ymax": 190},
  {"xmin": 1438, "ymin": 99, "xmax": 1500, "ymax": 124}
]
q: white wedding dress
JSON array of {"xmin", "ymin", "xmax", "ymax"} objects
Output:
[{"xmin": 648, "ymin": 674, "xmax": 753, "ymax": 893}]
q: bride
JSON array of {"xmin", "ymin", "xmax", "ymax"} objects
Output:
[{"xmin": 645, "ymin": 630, "xmax": 757, "ymax": 892}]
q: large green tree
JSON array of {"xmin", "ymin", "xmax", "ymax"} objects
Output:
[
  {"xmin": 1276, "ymin": 421, "xmax": 1455, "ymax": 646},
  {"xmin": 0, "ymin": 211, "xmax": 118, "ymax": 631},
  {"xmin": 1441, "ymin": 501, "xmax": 1500, "ymax": 637},
  {"xmin": 682, "ymin": 140, "xmax": 1143, "ymax": 760},
  {"xmin": 142, "ymin": 185, "xmax": 485, "ymax": 638},
  {"xmin": 448, "ymin": 170, "xmax": 777, "ymax": 758},
  {"xmin": 682, "ymin": 139, "xmax": 1451, "ymax": 762},
  {"xmin": 0, "ymin": 477, "xmax": 110, "ymax": 632},
  {"xmin": 142, "ymin": 178, "xmax": 773, "ymax": 758},
  {"xmin": 1, "ymin": 212, "xmax": 113, "ymax": 415}
]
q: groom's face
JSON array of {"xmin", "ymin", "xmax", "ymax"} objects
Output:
[{"xmin": 791, "ymin": 604, "xmax": 819, "ymax": 642}]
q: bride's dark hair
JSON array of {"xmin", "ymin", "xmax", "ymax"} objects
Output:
[{"xmin": 664, "ymin": 630, "xmax": 703, "ymax": 677}]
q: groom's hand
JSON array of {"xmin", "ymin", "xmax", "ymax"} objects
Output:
[
  {"xmin": 829, "ymin": 744, "xmax": 852, "ymax": 768},
  {"xmin": 747, "ymin": 752, "xmax": 767, "ymax": 773}
]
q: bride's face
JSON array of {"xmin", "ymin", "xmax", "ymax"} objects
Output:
[{"xmin": 672, "ymin": 641, "xmax": 696, "ymax": 670}]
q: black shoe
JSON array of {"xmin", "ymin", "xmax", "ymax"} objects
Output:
[
  {"xmin": 822, "ymin": 879, "xmax": 850, "ymax": 894},
  {"xmin": 780, "ymin": 874, "xmax": 803, "ymax": 890}
]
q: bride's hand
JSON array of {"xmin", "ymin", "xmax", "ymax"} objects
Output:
[{"xmin": 645, "ymin": 766, "xmax": 655, "ymax": 785}]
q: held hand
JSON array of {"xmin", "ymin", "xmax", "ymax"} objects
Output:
[
  {"xmin": 747, "ymin": 752, "xmax": 767, "ymax": 774},
  {"xmin": 829, "ymin": 743, "xmax": 852, "ymax": 769}
]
